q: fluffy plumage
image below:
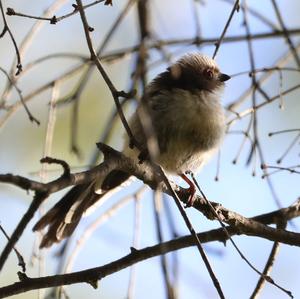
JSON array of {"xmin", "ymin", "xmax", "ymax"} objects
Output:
[{"xmin": 33, "ymin": 53, "xmax": 230, "ymax": 248}]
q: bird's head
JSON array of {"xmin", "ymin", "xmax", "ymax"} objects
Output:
[{"xmin": 168, "ymin": 53, "xmax": 231, "ymax": 92}]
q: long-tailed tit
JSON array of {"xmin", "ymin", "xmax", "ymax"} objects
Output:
[{"xmin": 33, "ymin": 53, "xmax": 230, "ymax": 248}]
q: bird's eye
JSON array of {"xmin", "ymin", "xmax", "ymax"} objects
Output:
[{"xmin": 203, "ymin": 68, "xmax": 214, "ymax": 80}]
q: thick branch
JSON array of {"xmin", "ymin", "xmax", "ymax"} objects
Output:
[
  {"xmin": 1, "ymin": 144, "xmax": 300, "ymax": 272},
  {"xmin": 0, "ymin": 212, "xmax": 299, "ymax": 299}
]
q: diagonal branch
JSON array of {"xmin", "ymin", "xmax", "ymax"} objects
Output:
[
  {"xmin": 271, "ymin": 0, "xmax": 300, "ymax": 68},
  {"xmin": 212, "ymin": 0, "xmax": 240, "ymax": 59},
  {"xmin": 0, "ymin": 215, "xmax": 299, "ymax": 299},
  {"xmin": 75, "ymin": 0, "xmax": 139, "ymax": 149},
  {"xmin": 1, "ymin": 144, "xmax": 300, "ymax": 275},
  {"xmin": 0, "ymin": 0, "xmax": 22, "ymax": 75},
  {"xmin": 6, "ymin": 0, "xmax": 107, "ymax": 24}
]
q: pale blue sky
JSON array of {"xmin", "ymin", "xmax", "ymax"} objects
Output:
[{"xmin": 1, "ymin": 1, "xmax": 300, "ymax": 298}]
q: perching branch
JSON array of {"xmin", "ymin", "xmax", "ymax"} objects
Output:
[
  {"xmin": 1, "ymin": 1, "xmax": 300, "ymax": 298},
  {"xmin": 0, "ymin": 203, "xmax": 299, "ymax": 299},
  {"xmin": 1, "ymin": 143, "xmax": 300, "ymax": 276}
]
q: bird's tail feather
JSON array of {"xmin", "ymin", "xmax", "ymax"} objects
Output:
[{"xmin": 33, "ymin": 170, "xmax": 131, "ymax": 248}]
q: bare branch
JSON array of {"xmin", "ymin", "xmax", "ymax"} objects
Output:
[
  {"xmin": 75, "ymin": 0, "xmax": 139, "ymax": 149},
  {"xmin": 0, "ymin": 1, "xmax": 22, "ymax": 75},
  {"xmin": 0, "ymin": 67, "xmax": 40, "ymax": 125},
  {"xmin": 271, "ymin": 0, "xmax": 300, "ymax": 68},
  {"xmin": 212, "ymin": 0, "xmax": 240, "ymax": 59},
  {"xmin": 6, "ymin": 1, "xmax": 107, "ymax": 24},
  {"xmin": 0, "ymin": 207, "xmax": 299, "ymax": 299}
]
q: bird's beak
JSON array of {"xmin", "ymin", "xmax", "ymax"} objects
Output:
[{"xmin": 219, "ymin": 73, "xmax": 231, "ymax": 82}]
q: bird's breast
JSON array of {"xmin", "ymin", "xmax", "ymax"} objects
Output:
[{"xmin": 153, "ymin": 89, "xmax": 225, "ymax": 173}]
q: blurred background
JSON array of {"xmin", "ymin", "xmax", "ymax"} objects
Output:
[{"xmin": 1, "ymin": 0, "xmax": 300, "ymax": 298}]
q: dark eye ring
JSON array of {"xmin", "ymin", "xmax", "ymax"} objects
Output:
[{"xmin": 203, "ymin": 69, "xmax": 213, "ymax": 80}]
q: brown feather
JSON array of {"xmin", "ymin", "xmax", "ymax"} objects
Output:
[{"xmin": 33, "ymin": 172, "xmax": 130, "ymax": 248}]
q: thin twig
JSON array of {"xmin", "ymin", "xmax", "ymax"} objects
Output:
[
  {"xmin": 231, "ymin": 66, "xmax": 300, "ymax": 78},
  {"xmin": 0, "ymin": 192, "xmax": 48, "ymax": 272},
  {"xmin": 269, "ymin": 128, "xmax": 300, "ymax": 136},
  {"xmin": 261, "ymin": 164, "xmax": 300, "ymax": 178},
  {"xmin": 191, "ymin": 0, "xmax": 202, "ymax": 46},
  {"xmin": 38, "ymin": 81, "xmax": 60, "ymax": 299},
  {"xmin": 163, "ymin": 196, "xmax": 179, "ymax": 295},
  {"xmin": 242, "ymin": 0, "xmax": 259, "ymax": 166},
  {"xmin": 212, "ymin": 0, "xmax": 240, "ymax": 59},
  {"xmin": 68, "ymin": 0, "xmax": 136, "ymax": 154},
  {"xmin": 75, "ymin": 0, "xmax": 139, "ymax": 149},
  {"xmin": 227, "ymin": 41, "xmax": 300, "ymax": 112},
  {"xmin": 0, "ymin": 0, "xmax": 69, "ymax": 110},
  {"xmin": 0, "ymin": 0, "xmax": 22, "ymax": 75},
  {"xmin": 127, "ymin": 193, "xmax": 142, "ymax": 299},
  {"xmin": 153, "ymin": 190, "xmax": 176, "ymax": 299},
  {"xmin": 271, "ymin": 0, "xmax": 300, "ymax": 68},
  {"xmin": 227, "ymin": 83, "xmax": 300, "ymax": 126},
  {"xmin": 276, "ymin": 132, "xmax": 300, "ymax": 164},
  {"xmin": 228, "ymin": 117, "xmax": 254, "ymax": 165},
  {"xmin": 6, "ymin": 1, "xmax": 106, "ymax": 24},
  {"xmin": 250, "ymin": 222, "xmax": 286, "ymax": 299},
  {"xmin": 158, "ymin": 167, "xmax": 226, "ymax": 299},
  {"xmin": 0, "ymin": 67, "xmax": 40, "ymax": 124},
  {"xmin": 220, "ymin": 0, "xmax": 278, "ymax": 30},
  {"xmin": 0, "ymin": 224, "xmax": 26, "ymax": 272},
  {"xmin": 190, "ymin": 174, "xmax": 293, "ymax": 298}
]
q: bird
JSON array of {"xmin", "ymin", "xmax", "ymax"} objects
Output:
[{"xmin": 33, "ymin": 53, "xmax": 230, "ymax": 248}]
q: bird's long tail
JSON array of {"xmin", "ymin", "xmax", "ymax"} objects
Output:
[{"xmin": 33, "ymin": 170, "xmax": 130, "ymax": 248}]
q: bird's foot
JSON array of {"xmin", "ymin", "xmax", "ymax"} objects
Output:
[{"xmin": 180, "ymin": 173, "xmax": 196, "ymax": 207}]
